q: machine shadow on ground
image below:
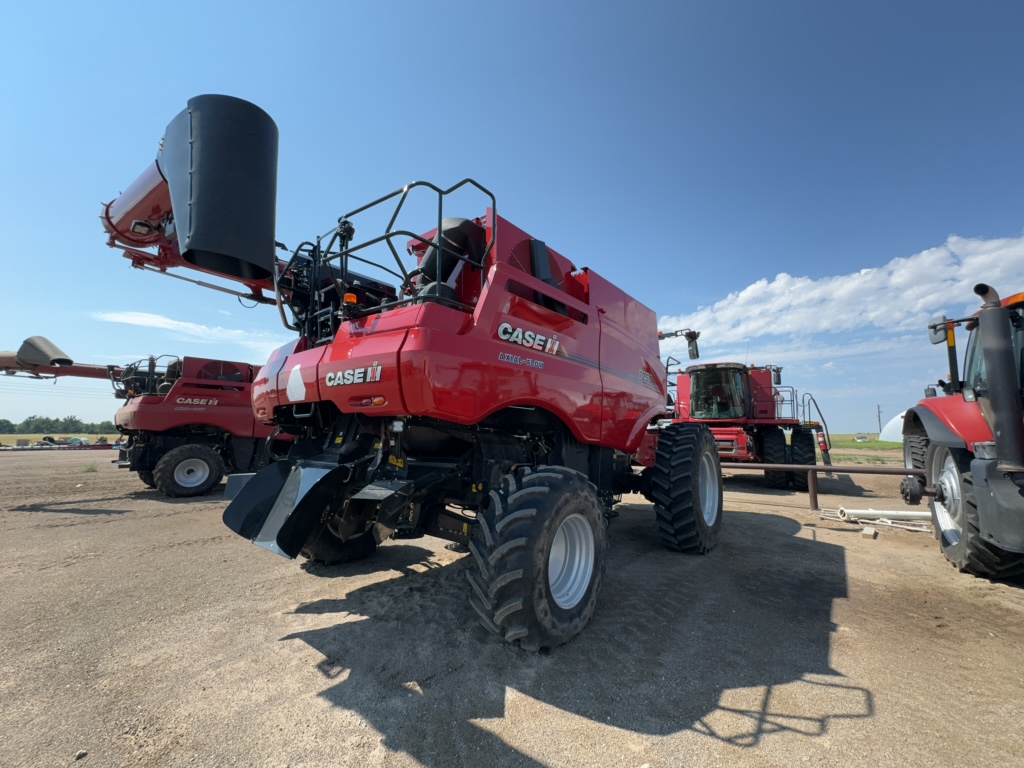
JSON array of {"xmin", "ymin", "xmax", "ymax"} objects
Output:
[
  {"xmin": 284, "ymin": 507, "xmax": 872, "ymax": 766},
  {"xmin": 724, "ymin": 471, "xmax": 881, "ymax": 499}
]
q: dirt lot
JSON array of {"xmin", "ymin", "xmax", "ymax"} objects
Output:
[{"xmin": 2, "ymin": 451, "xmax": 1022, "ymax": 767}]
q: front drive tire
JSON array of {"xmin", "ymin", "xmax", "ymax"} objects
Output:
[
  {"xmin": 467, "ymin": 466, "xmax": 607, "ymax": 652},
  {"xmin": 153, "ymin": 444, "xmax": 225, "ymax": 498},
  {"xmin": 138, "ymin": 470, "xmax": 156, "ymax": 488},
  {"xmin": 650, "ymin": 424, "xmax": 723, "ymax": 553},
  {"xmin": 790, "ymin": 426, "xmax": 817, "ymax": 492},
  {"xmin": 926, "ymin": 443, "xmax": 1024, "ymax": 578},
  {"xmin": 761, "ymin": 426, "xmax": 789, "ymax": 489}
]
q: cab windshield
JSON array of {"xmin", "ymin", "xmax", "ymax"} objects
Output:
[{"xmin": 690, "ymin": 368, "xmax": 746, "ymax": 419}]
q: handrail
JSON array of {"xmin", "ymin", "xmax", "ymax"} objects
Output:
[{"xmin": 720, "ymin": 462, "xmax": 927, "ymax": 512}]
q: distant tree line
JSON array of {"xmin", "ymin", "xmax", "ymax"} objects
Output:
[{"xmin": 0, "ymin": 415, "xmax": 117, "ymax": 435}]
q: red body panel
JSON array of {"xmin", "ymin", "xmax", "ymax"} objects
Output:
[
  {"xmin": 913, "ymin": 394, "xmax": 994, "ymax": 445},
  {"xmin": 251, "ymin": 214, "xmax": 666, "ymax": 454},
  {"xmin": 115, "ymin": 356, "xmax": 272, "ymax": 439}
]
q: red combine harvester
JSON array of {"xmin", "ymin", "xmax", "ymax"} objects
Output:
[
  {"xmin": 901, "ymin": 284, "xmax": 1024, "ymax": 579},
  {"xmin": 1, "ymin": 336, "xmax": 282, "ymax": 497},
  {"xmin": 102, "ymin": 94, "xmax": 725, "ymax": 651},
  {"xmin": 661, "ymin": 330, "xmax": 832, "ymax": 492}
]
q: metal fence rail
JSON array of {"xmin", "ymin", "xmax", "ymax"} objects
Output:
[{"xmin": 720, "ymin": 462, "xmax": 926, "ymax": 512}]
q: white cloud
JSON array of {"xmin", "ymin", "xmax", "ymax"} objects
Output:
[
  {"xmin": 92, "ymin": 311, "xmax": 293, "ymax": 361},
  {"xmin": 659, "ymin": 234, "xmax": 1024, "ymax": 346},
  {"xmin": 657, "ymin": 234, "xmax": 1024, "ymax": 432}
]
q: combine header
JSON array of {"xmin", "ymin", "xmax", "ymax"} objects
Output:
[{"xmin": 101, "ymin": 94, "xmax": 725, "ymax": 651}]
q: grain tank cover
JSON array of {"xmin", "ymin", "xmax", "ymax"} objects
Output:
[{"xmin": 158, "ymin": 95, "xmax": 279, "ymax": 282}]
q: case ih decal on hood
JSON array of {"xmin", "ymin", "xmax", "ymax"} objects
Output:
[
  {"xmin": 176, "ymin": 397, "xmax": 219, "ymax": 405},
  {"xmin": 325, "ymin": 363, "xmax": 383, "ymax": 387},
  {"xmin": 497, "ymin": 322, "xmax": 561, "ymax": 356}
]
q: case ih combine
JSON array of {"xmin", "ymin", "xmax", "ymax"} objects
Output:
[
  {"xmin": 101, "ymin": 94, "xmax": 724, "ymax": 651},
  {"xmin": 1, "ymin": 336, "xmax": 282, "ymax": 497},
  {"xmin": 659, "ymin": 333, "xmax": 832, "ymax": 491},
  {"xmin": 901, "ymin": 284, "xmax": 1024, "ymax": 579}
]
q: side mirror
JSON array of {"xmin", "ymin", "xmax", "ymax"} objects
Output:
[
  {"xmin": 687, "ymin": 339, "xmax": 699, "ymax": 360},
  {"xmin": 927, "ymin": 314, "xmax": 948, "ymax": 345}
]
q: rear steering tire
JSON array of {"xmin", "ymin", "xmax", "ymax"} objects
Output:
[
  {"xmin": 761, "ymin": 426, "xmax": 788, "ymax": 489},
  {"xmin": 467, "ymin": 465, "xmax": 607, "ymax": 652},
  {"xmin": 138, "ymin": 470, "xmax": 156, "ymax": 488},
  {"xmin": 153, "ymin": 444, "xmax": 225, "ymax": 498},
  {"xmin": 925, "ymin": 443, "xmax": 1024, "ymax": 578},
  {"xmin": 650, "ymin": 424, "xmax": 723, "ymax": 552},
  {"xmin": 790, "ymin": 427, "xmax": 817, "ymax": 492}
]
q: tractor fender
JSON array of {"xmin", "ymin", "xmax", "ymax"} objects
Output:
[{"xmin": 903, "ymin": 404, "xmax": 977, "ymax": 449}]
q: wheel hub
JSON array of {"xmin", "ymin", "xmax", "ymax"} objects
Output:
[
  {"xmin": 698, "ymin": 450, "xmax": 720, "ymax": 525},
  {"xmin": 548, "ymin": 513, "xmax": 595, "ymax": 610},
  {"xmin": 174, "ymin": 458, "xmax": 211, "ymax": 488},
  {"xmin": 932, "ymin": 450, "xmax": 963, "ymax": 545}
]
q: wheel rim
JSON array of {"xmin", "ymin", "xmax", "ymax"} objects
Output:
[
  {"xmin": 698, "ymin": 450, "xmax": 720, "ymax": 525},
  {"xmin": 174, "ymin": 458, "xmax": 211, "ymax": 488},
  {"xmin": 931, "ymin": 448, "xmax": 963, "ymax": 545},
  {"xmin": 548, "ymin": 513, "xmax": 595, "ymax": 610}
]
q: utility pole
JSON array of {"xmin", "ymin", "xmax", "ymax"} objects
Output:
[{"xmin": 876, "ymin": 404, "xmax": 883, "ymax": 434}]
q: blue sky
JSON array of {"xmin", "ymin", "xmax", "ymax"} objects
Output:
[{"xmin": 2, "ymin": 0, "xmax": 1023, "ymax": 433}]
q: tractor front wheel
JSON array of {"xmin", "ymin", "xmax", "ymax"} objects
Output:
[
  {"xmin": 926, "ymin": 444, "xmax": 1024, "ymax": 578},
  {"xmin": 467, "ymin": 465, "xmax": 607, "ymax": 652},
  {"xmin": 790, "ymin": 426, "xmax": 817, "ymax": 492},
  {"xmin": 649, "ymin": 424, "xmax": 723, "ymax": 552},
  {"xmin": 153, "ymin": 444, "xmax": 225, "ymax": 498},
  {"xmin": 761, "ymin": 426, "xmax": 788, "ymax": 489}
]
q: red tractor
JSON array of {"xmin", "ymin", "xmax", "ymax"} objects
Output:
[
  {"xmin": 101, "ymin": 94, "xmax": 724, "ymax": 651},
  {"xmin": 901, "ymin": 284, "xmax": 1024, "ymax": 579},
  {"xmin": 1, "ymin": 336, "xmax": 283, "ymax": 497},
  {"xmin": 662, "ymin": 335, "xmax": 832, "ymax": 491}
]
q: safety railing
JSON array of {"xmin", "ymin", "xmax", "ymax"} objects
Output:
[{"xmin": 720, "ymin": 462, "xmax": 927, "ymax": 512}]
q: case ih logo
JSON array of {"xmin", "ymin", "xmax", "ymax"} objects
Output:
[
  {"xmin": 176, "ymin": 397, "xmax": 219, "ymax": 406},
  {"xmin": 497, "ymin": 322, "xmax": 561, "ymax": 356},
  {"xmin": 325, "ymin": 363, "xmax": 383, "ymax": 387}
]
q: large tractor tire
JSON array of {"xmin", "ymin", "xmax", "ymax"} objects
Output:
[
  {"xmin": 925, "ymin": 444, "xmax": 1024, "ymax": 578},
  {"xmin": 761, "ymin": 426, "xmax": 789, "ymax": 489},
  {"xmin": 153, "ymin": 444, "xmax": 225, "ymax": 498},
  {"xmin": 904, "ymin": 435, "xmax": 928, "ymax": 470},
  {"xmin": 649, "ymin": 424, "xmax": 723, "ymax": 553},
  {"xmin": 790, "ymin": 426, "xmax": 817, "ymax": 492},
  {"xmin": 300, "ymin": 527, "xmax": 378, "ymax": 566},
  {"xmin": 138, "ymin": 470, "xmax": 156, "ymax": 488},
  {"xmin": 467, "ymin": 465, "xmax": 607, "ymax": 652}
]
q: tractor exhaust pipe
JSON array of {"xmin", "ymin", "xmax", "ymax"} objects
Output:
[{"xmin": 973, "ymin": 283, "xmax": 1024, "ymax": 472}]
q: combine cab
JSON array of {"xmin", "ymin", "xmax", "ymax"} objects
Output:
[
  {"xmin": 669, "ymin": 353, "xmax": 832, "ymax": 491},
  {"xmin": 1, "ymin": 336, "xmax": 284, "ymax": 497},
  {"xmin": 101, "ymin": 94, "xmax": 725, "ymax": 651}
]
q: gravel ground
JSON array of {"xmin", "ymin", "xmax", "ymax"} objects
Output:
[{"xmin": 1, "ymin": 451, "xmax": 1022, "ymax": 767}]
